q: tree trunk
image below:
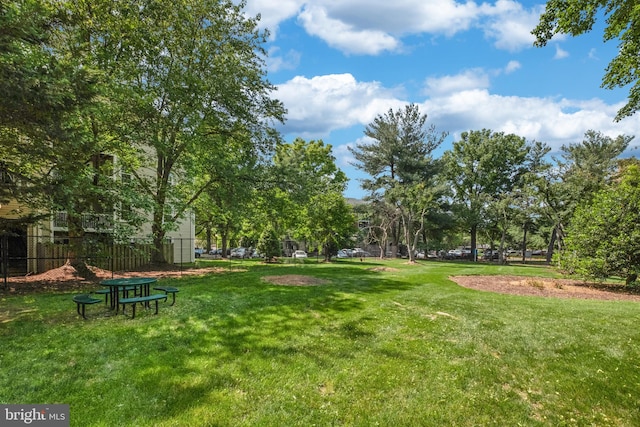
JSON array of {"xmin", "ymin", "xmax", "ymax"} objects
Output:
[
  {"xmin": 391, "ymin": 218, "xmax": 402, "ymax": 258},
  {"xmin": 221, "ymin": 229, "xmax": 229, "ymax": 259},
  {"xmin": 205, "ymin": 227, "xmax": 212, "ymax": 253},
  {"xmin": 470, "ymin": 223, "xmax": 478, "ymax": 262},
  {"xmin": 499, "ymin": 228, "xmax": 507, "ymax": 265},
  {"xmin": 546, "ymin": 226, "xmax": 557, "ymax": 264},
  {"xmin": 521, "ymin": 223, "xmax": 528, "ymax": 263},
  {"xmin": 151, "ymin": 215, "xmax": 167, "ymax": 264},
  {"xmin": 66, "ymin": 213, "xmax": 97, "ymax": 280},
  {"xmin": 403, "ymin": 216, "xmax": 416, "ymax": 263}
]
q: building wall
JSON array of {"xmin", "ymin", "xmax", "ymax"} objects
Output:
[{"xmin": 135, "ymin": 210, "xmax": 196, "ymax": 264}]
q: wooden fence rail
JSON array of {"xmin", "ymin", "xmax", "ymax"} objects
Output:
[{"xmin": 36, "ymin": 242, "xmax": 174, "ymax": 273}]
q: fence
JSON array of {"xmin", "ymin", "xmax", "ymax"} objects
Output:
[
  {"xmin": 34, "ymin": 241, "xmax": 174, "ymax": 273},
  {"xmin": 0, "ymin": 234, "xmax": 184, "ymax": 283}
]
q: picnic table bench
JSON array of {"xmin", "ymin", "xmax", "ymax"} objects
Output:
[
  {"xmin": 119, "ymin": 294, "xmax": 167, "ymax": 319},
  {"xmin": 73, "ymin": 294, "xmax": 102, "ymax": 319},
  {"xmin": 153, "ymin": 286, "xmax": 179, "ymax": 305}
]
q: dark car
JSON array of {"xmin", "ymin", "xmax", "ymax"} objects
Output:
[{"xmin": 483, "ymin": 250, "xmax": 500, "ymax": 260}]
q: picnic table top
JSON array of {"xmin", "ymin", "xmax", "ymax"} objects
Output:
[{"xmin": 99, "ymin": 277, "xmax": 158, "ymax": 286}]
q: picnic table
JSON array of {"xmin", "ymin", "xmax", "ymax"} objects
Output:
[{"xmin": 99, "ymin": 277, "xmax": 158, "ymax": 312}]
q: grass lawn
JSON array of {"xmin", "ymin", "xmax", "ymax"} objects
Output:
[{"xmin": 1, "ymin": 259, "xmax": 639, "ymax": 426}]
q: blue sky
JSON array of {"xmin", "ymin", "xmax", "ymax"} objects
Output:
[{"xmin": 244, "ymin": 0, "xmax": 640, "ymax": 199}]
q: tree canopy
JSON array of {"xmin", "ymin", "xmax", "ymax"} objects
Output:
[
  {"xmin": 270, "ymin": 138, "xmax": 354, "ymax": 259},
  {"xmin": 562, "ymin": 163, "xmax": 640, "ymax": 284},
  {"xmin": 443, "ymin": 129, "xmax": 535, "ymax": 259},
  {"xmin": 35, "ymin": 0, "xmax": 285, "ymax": 262},
  {"xmin": 349, "ymin": 104, "xmax": 447, "ymax": 260},
  {"xmin": 533, "ymin": 0, "xmax": 640, "ymax": 120}
]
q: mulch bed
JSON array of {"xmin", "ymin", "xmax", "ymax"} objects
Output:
[
  {"xmin": 0, "ymin": 262, "xmax": 227, "ymax": 295},
  {"xmin": 451, "ymin": 275, "xmax": 640, "ymax": 301}
]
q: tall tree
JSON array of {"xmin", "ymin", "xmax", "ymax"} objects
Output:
[
  {"xmin": 540, "ymin": 130, "xmax": 631, "ymax": 262},
  {"xmin": 72, "ymin": 0, "xmax": 285, "ymax": 263},
  {"xmin": 305, "ymin": 192, "xmax": 357, "ymax": 261},
  {"xmin": 0, "ymin": 0, "xmax": 97, "ymax": 211},
  {"xmin": 533, "ymin": 0, "xmax": 640, "ymax": 120},
  {"xmin": 443, "ymin": 130, "xmax": 532, "ymax": 260},
  {"xmin": 0, "ymin": 0, "xmax": 131, "ymax": 276},
  {"xmin": 562, "ymin": 163, "xmax": 640, "ymax": 285},
  {"xmin": 349, "ymin": 104, "xmax": 447, "ymax": 259},
  {"xmin": 270, "ymin": 138, "xmax": 352, "ymax": 258}
]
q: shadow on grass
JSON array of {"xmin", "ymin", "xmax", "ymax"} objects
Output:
[
  {"xmin": 0, "ymin": 261, "xmax": 449, "ymax": 424},
  {"xmin": 111, "ymin": 263, "xmax": 413, "ymax": 423}
]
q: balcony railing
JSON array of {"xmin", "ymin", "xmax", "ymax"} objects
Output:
[{"xmin": 53, "ymin": 212, "xmax": 114, "ymax": 232}]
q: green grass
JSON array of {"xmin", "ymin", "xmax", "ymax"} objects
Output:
[{"xmin": 1, "ymin": 259, "xmax": 639, "ymax": 426}]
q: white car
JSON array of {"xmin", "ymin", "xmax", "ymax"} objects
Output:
[
  {"xmin": 230, "ymin": 247, "xmax": 248, "ymax": 258},
  {"xmin": 293, "ymin": 250, "xmax": 307, "ymax": 258}
]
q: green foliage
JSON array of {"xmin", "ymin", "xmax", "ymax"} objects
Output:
[
  {"xmin": 442, "ymin": 129, "xmax": 533, "ymax": 256},
  {"xmin": 256, "ymin": 225, "xmax": 281, "ymax": 260},
  {"xmin": 49, "ymin": 0, "xmax": 285, "ymax": 261},
  {"xmin": 540, "ymin": 130, "xmax": 631, "ymax": 260},
  {"xmin": 305, "ymin": 192, "xmax": 357, "ymax": 260},
  {"xmin": 0, "ymin": 0, "xmax": 140, "ymax": 254},
  {"xmin": 0, "ymin": 0, "xmax": 88, "ymax": 132},
  {"xmin": 350, "ymin": 104, "xmax": 448, "ymax": 259},
  {"xmin": 559, "ymin": 130, "xmax": 631, "ymax": 202},
  {"xmin": 350, "ymin": 103, "xmax": 445, "ymax": 190},
  {"xmin": 274, "ymin": 138, "xmax": 348, "ymax": 200},
  {"xmin": 270, "ymin": 138, "xmax": 352, "ymax": 251},
  {"xmin": 533, "ymin": 0, "xmax": 640, "ymax": 120},
  {"xmin": 562, "ymin": 164, "xmax": 640, "ymax": 284}
]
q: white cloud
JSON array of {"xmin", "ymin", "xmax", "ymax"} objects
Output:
[
  {"xmin": 246, "ymin": 0, "xmax": 547, "ymax": 55},
  {"xmin": 554, "ymin": 45, "xmax": 569, "ymax": 59},
  {"xmin": 277, "ymin": 72, "xmax": 640, "ymax": 154},
  {"xmin": 322, "ymin": 0, "xmax": 482, "ymax": 35},
  {"xmin": 480, "ymin": 0, "xmax": 542, "ymax": 52},
  {"xmin": 504, "ymin": 60, "xmax": 521, "ymax": 74},
  {"xmin": 422, "ymin": 90, "xmax": 637, "ymax": 151},
  {"xmin": 297, "ymin": 0, "xmax": 483, "ymax": 55},
  {"xmin": 298, "ymin": 5, "xmax": 400, "ymax": 55},
  {"xmin": 424, "ymin": 69, "xmax": 490, "ymax": 97},
  {"xmin": 243, "ymin": 0, "xmax": 304, "ymax": 37},
  {"xmin": 266, "ymin": 47, "xmax": 301, "ymax": 72},
  {"xmin": 276, "ymin": 73, "xmax": 405, "ymax": 136}
]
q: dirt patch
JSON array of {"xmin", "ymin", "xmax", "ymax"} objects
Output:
[
  {"xmin": 368, "ymin": 267, "xmax": 400, "ymax": 273},
  {"xmin": 262, "ymin": 275, "xmax": 330, "ymax": 286},
  {"xmin": 451, "ymin": 275, "xmax": 640, "ymax": 302},
  {"xmin": 0, "ymin": 262, "xmax": 231, "ymax": 295}
]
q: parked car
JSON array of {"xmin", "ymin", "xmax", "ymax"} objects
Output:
[
  {"xmin": 336, "ymin": 249, "xmax": 350, "ymax": 258},
  {"xmin": 194, "ymin": 248, "xmax": 205, "ymax": 258},
  {"xmin": 352, "ymin": 248, "xmax": 372, "ymax": 257},
  {"xmin": 340, "ymin": 248, "xmax": 354, "ymax": 257},
  {"xmin": 415, "ymin": 250, "xmax": 437, "ymax": 259},
  {"xmin": 208, "ymin": 249, "xmax": 223, "ymax": 258},
  {"xmin": 230, "ymin": 247, "xmax": 248, "ymax": 258},
  {"xmin": 446, "ymin": 249, "xmax": 462, "ymax": 259},
  {"xmin": 250, "ymin": 249, "xmax": 263, "ymax": 258},
  {"xmin": 483, "ymin": 250, "xmax": 500, "ymax": 260},
  {"xmin": 293, "ymin": 250, "xmax": 307, "ymax": 258}
]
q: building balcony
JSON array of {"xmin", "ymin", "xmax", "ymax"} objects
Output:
[{"xmin": 53, "ymin": 212, "xmax": 114, "ymax": 232}]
